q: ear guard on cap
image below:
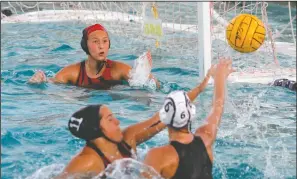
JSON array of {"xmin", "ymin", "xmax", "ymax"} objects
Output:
[
  {"xmin": 81, "ymin": 29, "xmax": 90, "ymax": 55},
  {"xmin": 159, "ymin": 91, "xmax": 196, "ymax": 129}
]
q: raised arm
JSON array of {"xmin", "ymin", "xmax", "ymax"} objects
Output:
[
  {"xmin": 187, "ymin": 64, "xmax": 215, "ymax": 101},
  {"xmin": 123, "ymin": 66, "xmax": 215, "ymax": 147},
  {"xmin": 123, "ymin": 112, "xmax": 165, "ymax": 147},
  {"xmin": 195, "ymin": 58, "xmax": 234, "ymax": 152}
]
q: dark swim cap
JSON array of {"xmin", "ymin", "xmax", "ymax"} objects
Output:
[
  {"xmin": 68, "ymin": 105, "xmax": 104, "ymax": 140},
  {"xmin": 273, "ymin": 78, "xmax": 296, "ymax": 91},
  {"xmin": 80, "ymin": 24, "xmax": 110, "ymax": 55}
]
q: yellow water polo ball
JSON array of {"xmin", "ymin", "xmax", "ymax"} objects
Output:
[{"xmin": 226, "ymin": 14, "xmax": 266, "ymax": 53}]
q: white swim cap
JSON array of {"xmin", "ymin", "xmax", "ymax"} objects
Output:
[{"xmin": 159, "ymin": 91, "xmax": 196, "ymax": 129}]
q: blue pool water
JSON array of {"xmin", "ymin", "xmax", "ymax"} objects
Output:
[{"xmin": 1, "ymin": 5, "xmax": 296, "ymax": 179}]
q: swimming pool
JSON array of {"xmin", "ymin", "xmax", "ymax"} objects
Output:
[{"xmin": 1, "ymin": 4, "xmax": 296, "ymax": 179}]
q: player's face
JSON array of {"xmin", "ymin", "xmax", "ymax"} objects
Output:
[{"xmin": 87, "ymin": 30, "xmax": 110, "ymax": 61}]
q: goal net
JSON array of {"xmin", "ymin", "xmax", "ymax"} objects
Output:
[{"xmin": 1, "ymin": 1, "xmax": 296, "ymax": 83}]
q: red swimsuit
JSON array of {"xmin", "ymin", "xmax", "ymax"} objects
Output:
[{"xmin": 76, "ymin": 59, "xmax": 123, "ymax": 89}]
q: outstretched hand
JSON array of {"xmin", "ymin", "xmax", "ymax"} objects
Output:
[
  {"xmin": 28, "ymin": 70, "xmax": 47, "ymax": 84},
  {"xmin": 214, "ymin": 57, "xmax": 235, "ymax": 79}
]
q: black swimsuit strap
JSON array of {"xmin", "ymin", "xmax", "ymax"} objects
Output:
[
  {"xmin": 86, "ymin": 141, "xmax": 110, "ymax": 168},
  {"xmin": 117, "ymin": 140, "xmax": 132, "ymax": 157},
  {"xmin": 86, "ymin": 140, "xmax": 132, "ymax": 167}
]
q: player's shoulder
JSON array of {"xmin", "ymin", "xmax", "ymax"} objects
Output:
[
  {"xmin": 147, "ymin": 144, "xmax": 176, "ymax": 158},
  {"xmin": 63, "ymin": 61, "xmax": 82, "ymax": 71}
]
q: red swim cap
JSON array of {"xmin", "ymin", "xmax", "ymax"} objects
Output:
[{"xmin": 85, "ymin": 24, "xmax": 108, "ymax": 36}]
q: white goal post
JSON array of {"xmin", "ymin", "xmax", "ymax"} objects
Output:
[{"xmin": 197, "ymin": 2, "xmax": 212, "ymax": 80}]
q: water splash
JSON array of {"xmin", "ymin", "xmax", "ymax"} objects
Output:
[
  {"xmin": 25, "ymin": 164, "xmax": 65, "ymax": 179},
  {"xmin": 102, "ymin": 158, "xmax": 163, "ymax": 179},
  {"xmin": 128, "ymin": 52, "xmax": 156, "ymax": 90},
  {"xmin": 215, "ymin": 84, "xmax": 296, "ymax": 178},
  {"xmin": 25, "ymin": 159, "xmax": 163, "ymax": 179}
]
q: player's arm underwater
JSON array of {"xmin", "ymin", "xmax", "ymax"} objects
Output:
[{"xmin": 123, "ymin": 65, "xmax": 215, "ymax": 148}]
